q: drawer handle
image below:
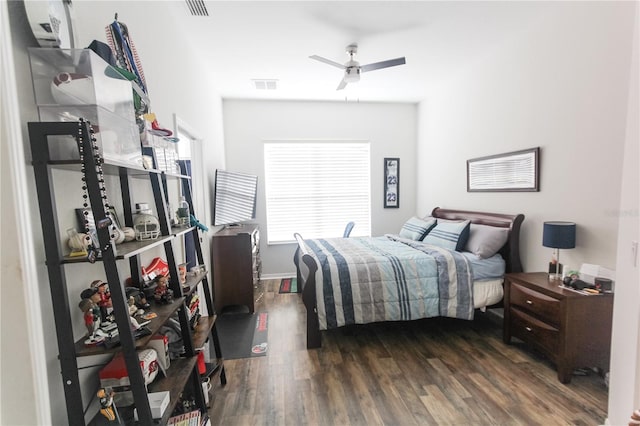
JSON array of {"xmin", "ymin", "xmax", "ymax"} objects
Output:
[
  {"xmin": 525, "ymin": 326, "xmax": 532, "ymax": 332},
  {"xmin": 526, "ymin": 300, "xmax": 533, "ymax": 305}
]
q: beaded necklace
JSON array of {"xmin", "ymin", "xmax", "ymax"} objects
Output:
[{"xmin": 77, "ymin": 118, "xmax": 114, "ymax": 262}]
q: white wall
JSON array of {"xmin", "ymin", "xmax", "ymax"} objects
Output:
[
  {"xmin": 416, "ymin": 1, "xmax": 635, "ymax": 275},
  {"xmin": 608, "ymin": 5, "xmax": 640, "ymax": 424},
  {"xmin": 222, "ymin": 100, "xmax": 417, "ymax": 276},
  {"xmin": 6, "ymin": 1, "xmax": 226, "ymax": 423}
]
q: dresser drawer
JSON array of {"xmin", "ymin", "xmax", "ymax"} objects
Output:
[
  {"xmin": 510, "ymin": 307, "xmax": 559, "ymax": 358},
  {"xmin": 510, "ymin": 282, "xmax": 560, "ymax": 325}
]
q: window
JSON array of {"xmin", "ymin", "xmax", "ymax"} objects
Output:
[{"xmin": 264, "ymin": 141, "xmax": 371, "ymax": 243}]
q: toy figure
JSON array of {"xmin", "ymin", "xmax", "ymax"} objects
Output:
[
  {"xmin": 78, "ymin": 298, "xmax": 99, "ymax": 337},
  {"xmin": 97, "ymin": 388, "xmax": 120, "ymax": 423},
  {"xmin": 91, "ymin": 279, "xmax": 112, "ymax": 320},
  {"xmin": 153, "ymin": 275, "xmax": 173, "ymax": 304},
  {"xmin": 126, "ymin": 286, "xmax": 150, "ymax": 309},
  {"xmin": 81, "ymin": 286, "xmax": 108, "ymax": 320},
  {"xmin": 78, "ymin": 292, "xmax": 105, "ymax": 346},
  {"xmin": 123, "ymin": 295, "xmax": 147, "ymax": 331},
  {"xmin": 128, "ymin": 296, "xmax": 141, "ymax": 316}
]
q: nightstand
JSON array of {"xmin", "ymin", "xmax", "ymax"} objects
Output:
[{"xmin": 503, "ymin": 272, "xmax": 614, "ymax": 383}]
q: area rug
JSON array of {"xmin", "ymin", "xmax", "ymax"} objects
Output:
[
  {"xmin": 216, "ymin": 311, "xmax": 268, "ymax": 359},
  {"xmin": 279, "ymin": 277, "xmax": 298, "ymax": 294}
]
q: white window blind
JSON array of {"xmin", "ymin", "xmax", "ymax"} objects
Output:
[{"xmin": 264, "ymin": 141, "xmax": 371, "ymax": 243}]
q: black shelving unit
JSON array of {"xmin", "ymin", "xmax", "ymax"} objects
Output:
[{"xmin": 28, "ymin": 121, "xmax": 225, "ymax": 425}]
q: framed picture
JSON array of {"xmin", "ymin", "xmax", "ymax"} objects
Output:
[
  {"xmin": 467, "ymin": 147, "xmax": 540, "ymax": 192},
  {"xmin": 75, "ymin": 206, "xmax": 122, "ymax": 248},
  {"xmin": 384, "ymin": 157, "xmax": 399, "ymax": 208}
]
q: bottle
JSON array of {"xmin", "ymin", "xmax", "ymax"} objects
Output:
[{"xmin": 177, "ymin": 196, "xmax": 190, "ymax": 226}]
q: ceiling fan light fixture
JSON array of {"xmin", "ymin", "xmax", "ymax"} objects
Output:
[
  {"xmin": 344, "ymin": 67, "xmax": 360, "ymax": 83},
  {"xmin": 309, "ymin": 43, "xmax": 406, "ymax": 91}
]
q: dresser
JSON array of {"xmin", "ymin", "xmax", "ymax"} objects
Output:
[
  {"xmin": 503, "ymin": 272, "xmax": 614, "ymax": 383},
  {"xmin": 212, "ymin": 224, "xmax": 261, "ymax": 314}
]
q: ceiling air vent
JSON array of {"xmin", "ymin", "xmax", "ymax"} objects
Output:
[
  {"xmin": 253, "ymin": 79, "xmax": 279, "ymax": 90},
  {"xmin": 185, "ymin": 0, "xmax": 209, "ymax": 16}
]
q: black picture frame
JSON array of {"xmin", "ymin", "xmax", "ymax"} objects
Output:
[
  {"xmin": 384, "ymin": 157, "xmax": 399, "ymax": 208},
  {"xmin": 467, "ymin": 147, "xmax": 540, "ymax": 192},
  {"xmin": 75, "ymin": 206, "xmax": 121, "ymax": 233}
]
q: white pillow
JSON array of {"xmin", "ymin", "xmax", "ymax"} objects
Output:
[{"xmin": 464, "ymin": 224, "xmax": 509, "ymax": 259}]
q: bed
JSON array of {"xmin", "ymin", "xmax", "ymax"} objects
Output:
[{"xmin": 293, "ymin": 207, "xmax": 524, "ymax": 348}]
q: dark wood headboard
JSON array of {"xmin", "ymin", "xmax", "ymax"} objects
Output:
[{"xmin": 431, "ymin": 207, "xmax": 525, "ymax": 273}]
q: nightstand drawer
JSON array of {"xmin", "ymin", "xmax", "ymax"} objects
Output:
[
  {"xmin": 511, "ymin": 307, "xmax": 559, "ymax": 357},
  {"xmin": 510, "ymin": 282, "xmax": 560, "ymax": 325}
]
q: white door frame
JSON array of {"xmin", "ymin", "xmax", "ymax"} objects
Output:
[{"xmin": 1, "ymin": 2, "xmax": 51, "ymax": 424}]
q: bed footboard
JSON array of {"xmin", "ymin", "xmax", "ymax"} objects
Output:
[{"xmin": 293, "ymin": 233, "xmax": 321, "ymax": 348}]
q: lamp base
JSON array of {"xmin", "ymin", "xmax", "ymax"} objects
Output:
[{"xmin": 548, "ymin": 262, "xmax": 563, "ymax": 280}]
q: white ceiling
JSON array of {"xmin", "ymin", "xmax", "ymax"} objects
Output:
[
  {"xmin": 169, "ymin": 1, "xmax": 555, "ymax": 103},
  {"xmin": 72, "ymin": 1, "xmax": 557, "ymax": 104}
]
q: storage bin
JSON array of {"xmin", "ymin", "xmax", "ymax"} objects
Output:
[{"xmin": 28, "ymin": 48, "xmax": 142, "ymax": 165}]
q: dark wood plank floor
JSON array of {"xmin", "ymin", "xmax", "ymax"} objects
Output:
[{"xmin": 208, "ymin": 279, "xmax": 609, "ymax": 425}]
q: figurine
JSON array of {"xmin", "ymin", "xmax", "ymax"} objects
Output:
[
  {"xmin": 81, "ymin": 286, "xmax": 109, "ymax": 322},
  {"xmin": 97, "ymin": 388, "xmax": 120, "ymax": 423},
  {"xmin": 126, "ymin": 296, "xmax": 136, "ymax": 315},
  {"xmin": 153, "ymin": 275, "xmax": 173, "ymax": 304},
  {"xmin": 78, "ymin": 298, "xmax": 99, "ymax": 337},
  {"xmin": 125, "ymin": 287, "xmax": 150, "ymax": 309},
  {"xmin": 91, "ymin": 280, "xmax": 112, "ymax": 319},
  {"xmin": 78, "ymin": 291, "xmax": 105, "ymax": 346}
]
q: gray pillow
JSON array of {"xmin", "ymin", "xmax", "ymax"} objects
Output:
[{"xmin": 464, "ymin": 224, "xmax": 509, "ymax": 259}]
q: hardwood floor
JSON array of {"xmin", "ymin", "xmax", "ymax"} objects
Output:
[{"xmin": 208, "ymin": 279, "xmax": 609, "ymax": 425}]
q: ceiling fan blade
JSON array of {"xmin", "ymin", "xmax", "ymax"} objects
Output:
[
  {"xmin": 309, "ymin": 55, "xmax": 345, "ymax": 69},
  {"xmin": 360, "ymin": 57, "xmax": 406, "ymax": 73},
  {"xmin": 336, "ymin": 78, "xmax": 348, "ymax": 91}
]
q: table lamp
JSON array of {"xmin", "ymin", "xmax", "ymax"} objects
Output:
[{"xmin": 543, "ymin": 221, "xmax": 576, "ymax": 280}]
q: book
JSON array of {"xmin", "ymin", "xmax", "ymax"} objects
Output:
[{"xmin": 167, "ymin": 410, "xmax": 200, "ymax": 426}]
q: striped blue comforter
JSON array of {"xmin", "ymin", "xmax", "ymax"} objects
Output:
[{"xmin": 303, "ymin": 235, "xmax": 474, "ymax": 330}]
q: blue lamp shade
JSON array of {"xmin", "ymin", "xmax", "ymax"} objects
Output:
[{"xmin": 542, "ymin": 221, "xmax": 576, "ymax": 249}]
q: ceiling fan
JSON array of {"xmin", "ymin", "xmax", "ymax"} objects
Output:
[{"xmin": 310, "ymin": 43, "xmax": 406, "ymax": 90}]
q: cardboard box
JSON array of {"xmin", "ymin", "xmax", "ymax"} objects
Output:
[
  {"xmin": 146, "ymin": 334, "xmax": 170, "ymax": 374},
  {"xmin": 134, "ymin": 391, "xmax": 169, "ymax": 420},
  {"xmin": 28, "ymin": 48, "xmax": 142, "ymax": 165},
  {"xmin": 99, "ymin": 349, "xmax": 159, "ymax": 406}
]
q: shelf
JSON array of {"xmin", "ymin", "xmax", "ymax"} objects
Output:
[
  {"xmin": 202, "ymin": 360, "xmax": 224, "ymax": 380},
  {"xmin": 148, "ymin": 355, "xmax": 199, "ymax": 425},
  {"xmin": 74, "ymin": 297, "xmax": 185, "ymax": 357},
  {"xmin": 171, "ymin": 225, "xmax": 196, "ymax": 237},
  {"xmin": 182, "ymin": 270, "xmax": 207, "ymax": 297},
  {"xmin": 192, "ymin": 315, "xmax": 217, "ymax": 349},
  {"xmin": 29, "ymin": 118, "xmax": 224, "ymax": 425},
  {"xmin": 163, "ymin": 170, "xmax": 192, "ymax": 180},
  {"xmin": 44, "ymin": 158, "xmax": 165, "ymax": 177},
  {"xmin": 62, "ymin": 235, "xmax": 175, "ymax": 263},
  {"xmin": 88, "ymin": 356, "xmax": 201, "ymax": 426}
]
